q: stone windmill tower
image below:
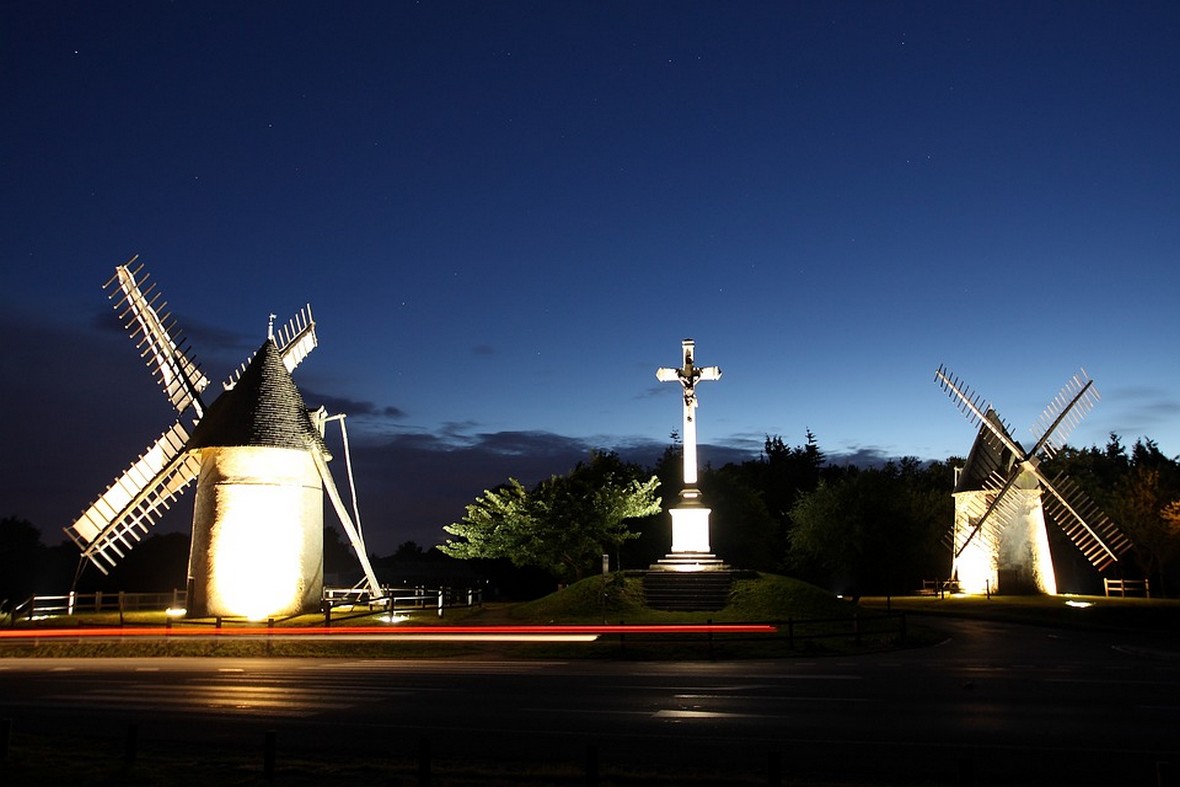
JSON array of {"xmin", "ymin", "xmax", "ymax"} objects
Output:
[
  {"xmin": 65, "ymin": 259, "xmax": 381, "ymax": 619},
  {"xmin": 934, "ymin": 365, "xmax": 1133, "ymax": 594}
]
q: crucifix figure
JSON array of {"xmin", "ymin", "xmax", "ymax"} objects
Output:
[
  {"xmin": 656, "ymin": 338, "xmax": 722, "ymax": 497},
  {"xmin": 655, "ymin": 339, "xmax": 722, "ymax": 559}
]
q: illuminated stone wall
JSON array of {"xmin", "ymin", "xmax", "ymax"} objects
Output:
[
  {"xmin": 952, "ymin": 489, "xmax": 998, "ymax": 594},
  {"xmin": 952, "ymin": 472, "xmax": 1058, "ymax": 595},
  {"xmin": 186, "ymin": 446, "xmax": 324, "ymax": 619}
]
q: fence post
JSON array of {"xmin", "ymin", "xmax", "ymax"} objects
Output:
[
  {"xmin": 437, "ymin": 591, "xmax": 444, "ymax": 618},
  {"xmin": 68, "ymin": 590, "xmax": 76, "ymax": 616}
]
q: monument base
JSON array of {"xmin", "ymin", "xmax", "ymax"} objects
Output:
[
  {"xmin": 668, "ymin": 504, "xmax": 711, "ymax": 552},
  {"xmin": 649, "ymin": 551, "xmax": 729, "ymax": 572}
]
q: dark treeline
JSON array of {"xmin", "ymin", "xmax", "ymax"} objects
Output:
[
  {"xmin": 619, "ymin": 432, "xmax": 957, "ymax": 597},
  {"xmin": 3, "ymin": 432, "xmax": 1178, "ymax": 608},
  {"xmin": 618, "ymin": 432, "xmax": 1180, "ymax": 598}
]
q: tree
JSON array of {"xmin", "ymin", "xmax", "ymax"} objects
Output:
[
  {"xmin": 1046, "ymin": 434, "xmax": 1180, "ymax": 595},
  {"xmin": 1, "ymin": 516, "xmax": 44, "ymax": 610},
  {"xmin": 440, "ymin": 451, "xmax": 661, "ymax": 583},
  {"xmin": 787, "ymin": 461, "xmax": 951, "ymax": 597},
  {"xmin": 1111, "ymin": 467, "xmax": 1177, "ymax": 592},
  {"xmin": 700, "ymin": 462, "xmax": 779, "ymax": 571},
  {"xmin": 393, "ymin": 540, "xmax": 426, "ymax": 558},
  {"xmin": 323, "ymin": 526, "xmax": 356, "ymax": 580}
]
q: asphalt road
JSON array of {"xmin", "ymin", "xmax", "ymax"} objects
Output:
[{"xmin": 1, "ymin": 618, "xmax": 1178, "ymax": 785}]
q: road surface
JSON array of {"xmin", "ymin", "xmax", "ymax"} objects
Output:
[{"xmin": 1, "ymin": 617, "xmax": 1177, "ymax": 784}]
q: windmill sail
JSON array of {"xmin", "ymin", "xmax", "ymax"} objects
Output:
[
  {"xmin": 65, "ymin": 422, "xmax": 202, "ymax": 573},
  {"xmin": 1039, "ymin": 473, "xmax": 1133, "ymax": 571},
  {"xmin": 223, "ymin": 306, "xmax": 318, "ymax": 389},
  {"xmin": 1029, "ymin": 370, "xmax": 1099, "ymax": 459},
  {"xmin": 105, "ymin": 260, "xmax": 209, "ymax": 417},
  {"xmin": 951, "ymin": 412, "xmax": 1022, "ymax": 557},
  {"xmin": 275, "ymin": 305, "xmax": 317, "ymax": 372}
]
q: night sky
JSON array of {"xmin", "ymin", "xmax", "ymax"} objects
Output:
[{"xmin": 3, "ymin": 3, "xmax": 1178, "ymax": 555}]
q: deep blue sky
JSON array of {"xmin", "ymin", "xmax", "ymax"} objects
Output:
[{"xmin": 3, "ymin": 2, "xmax": 1178, "ymax": 554}]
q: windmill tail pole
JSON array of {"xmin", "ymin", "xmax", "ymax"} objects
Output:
[
  {"xmin": 70, "ymin": 556, "xmax": 89, "ymax": 594},
  {"xmin": 312, "ymin": 450, "xmax": 383, "ymax": 599}
]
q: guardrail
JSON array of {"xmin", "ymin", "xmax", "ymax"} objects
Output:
[
  {"xmin": 1104, "ymin": 578, "xmax": 1151, "ymax": 598},
  {"xmin": 322, "ymin": 586, "xmax": 483, "ymax": 621},
  {"xmin": 5, "ymin": 585, "xmax": 482, "ymax": 626},
  {"xmin": 8, "ymin": 590, "xmax": 186, "ymax": 622},
  {"xmin": 918, "ymin": 579, "xmax": 959, "ymax": 597}
]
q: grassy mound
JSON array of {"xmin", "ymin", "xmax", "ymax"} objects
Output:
[{"xmin": 506, "ymin": 572, "xmax": 855, "ymax": 624}]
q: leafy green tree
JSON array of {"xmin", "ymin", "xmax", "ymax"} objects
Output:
[
  {"xmin": 787, "ymin": 461, "xmax": 951, "ymax": 597},
  {"xmin": 440, "ymin": 452, "xmax": 661, "ymax": 582}
]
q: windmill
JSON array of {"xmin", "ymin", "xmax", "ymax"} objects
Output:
[
  {"xmin": 934, "ymin": 364, "xmax": 1133, "ymax": 595},
  {"xmin": 65, "ymin": 258, "xmax": 382, "ymax": 619}
]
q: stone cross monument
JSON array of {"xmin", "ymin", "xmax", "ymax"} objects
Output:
[{"xmin": 655, "ymin": 339, "xmax": 723, "ymax": 564}]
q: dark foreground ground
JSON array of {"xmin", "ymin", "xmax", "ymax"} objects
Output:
[{"xmin": 2, "ymin": 592, "xmax": 1179, "ymax": 786}]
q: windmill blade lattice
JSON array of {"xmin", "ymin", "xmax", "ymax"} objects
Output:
[
  {"xmin": 954, "ymin": 468, "xmax": 1022, "ymax": 558},
  {"xmin": 65, "ymin": 422, "xmax": 202, "ymax": 573},
  {"xmin": 934, "ymin": 365, "xmax": 1020, "ymax": 458},
  {"xmin": 224, "ymin": 306, "xmax": 318, "ymax": 389},
  {"xmin": 1039, "ymin": 472, "xmax": 1133, "ymax": 571},
  {"xmin": 1030, "ymin": 370, "xmax": 1099, "ymax": 460},
  {"xmin": 105, "ymin": 260, "xmax": 209, "ymax": 417}
]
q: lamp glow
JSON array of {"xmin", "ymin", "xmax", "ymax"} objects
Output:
[{"xmin": 190, "ymin": 446, "xmax": 323, "ymax": 620}]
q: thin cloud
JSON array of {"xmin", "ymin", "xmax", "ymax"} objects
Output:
[{"xmin": 302, "ymin": 389, "xmax": 408, "ymax": 420}]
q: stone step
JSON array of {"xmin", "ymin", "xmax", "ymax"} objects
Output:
[{"xmin": 642, "ymin": 570, "xmax": 734, "ymax": 612}]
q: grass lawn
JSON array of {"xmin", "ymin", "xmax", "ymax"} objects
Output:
[{"xmin": 3, "ymin": 574, "xmax": 1176, "ymax": 660}]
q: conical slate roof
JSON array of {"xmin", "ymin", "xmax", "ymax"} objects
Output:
[
  {"xmin": 187, "ymin": 339, "xmax": 328, "ymax": 454},
  {"xmin": 954, "ymin": 409, "xmax": 1019, "ymax": 494}
]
